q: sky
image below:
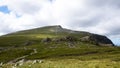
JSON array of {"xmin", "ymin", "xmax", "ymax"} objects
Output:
[{"xmin": 0, "ymin": 0, "xmax": 120, "ymax": 46}]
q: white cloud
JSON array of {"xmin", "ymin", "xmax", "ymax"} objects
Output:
[{"xmin": 0, "ymin": 0, "xmax": 120, "ymax": 42}]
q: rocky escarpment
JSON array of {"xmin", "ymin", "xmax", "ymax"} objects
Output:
[
  {"xmin": 41, "ymin": 35, "xmax": 114, "ymax": 46},
  {"xmin": 81, "ymin": 34, "xmax": 114, "ymax": 46}
]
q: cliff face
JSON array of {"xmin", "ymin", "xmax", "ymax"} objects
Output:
[
  {"xmin": 81, "ymin": 34, "xmax": 114, "ymax": 46},
  {"xmin": 89, "ymin": 34, "xmax": 114, "ymax": 46},
  {"xmin": 41, "ymin": 34, "xmax": 114, "ymax": 46}
]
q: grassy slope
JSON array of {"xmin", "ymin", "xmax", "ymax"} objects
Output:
[
  {"xmin": 3, "ymin": 59, "xmax": 120, "ymax": 68},
  {"xmin": 0, "ymin": 26, "xmax": 120, "ymax": 67}
]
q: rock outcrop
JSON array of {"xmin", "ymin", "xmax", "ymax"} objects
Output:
[
  {"xmin": 80, "ymin": 34, "xmax": 114, "ymax": 46},
  {"xmin": 89, "ymin": 34, "xmax": 114, "ymax": 46}
]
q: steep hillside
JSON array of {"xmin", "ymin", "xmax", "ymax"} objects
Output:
[{"xmin": 0, "ymin": 25, "xmax": 119, "ymax": 64}]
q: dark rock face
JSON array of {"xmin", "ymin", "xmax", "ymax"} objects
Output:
[
  {"xmin": 80, "ymin": 34, "xmax": 114, "ymax": 46},
  {"xmin": 41, "ymin": 34, "xmax": 114, "ymax": 46},
  {"xmin": 89, "ymin": 34, "xmax": 114, "ymax": 46}
]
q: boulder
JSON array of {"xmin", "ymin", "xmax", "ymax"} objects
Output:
[
  {"xmin": 80, "ymin": 36, "xmax": 89, "ymax": 42},
  {"xmin": 41, "ymin": 38, "xmax": 52, "ymax": 43},
  {"xmin": 64, "ymin": 36, "xmax": 77, "ymax": 42}
]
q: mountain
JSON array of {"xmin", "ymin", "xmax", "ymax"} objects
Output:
[
  {"xmin": 0, "ymin": 25, "xmax": 119, "ymax": 64},
  {"xmin": 2, "ymin": 25, "xmax": 114, "ymax": 47}
]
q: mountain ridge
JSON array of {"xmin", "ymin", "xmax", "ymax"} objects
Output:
[
  {"xmin": 6, "ymin": 25, "xmax": 89, "ymax": 35},
  {"xmin": 4, "ymin": 25, "xmax": 114, "ymax": 46}
]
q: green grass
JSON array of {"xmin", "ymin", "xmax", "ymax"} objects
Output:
[
  {"xmin": 0, "ymin": 38, "xmax": 120, "ymax": 63},
  {"xmin": 0, "ymin": 48, "xmax": 33, "ymax": 63},
  {"xmin": 0, "ymin": 25, "xmax": 120, "ymax": 67},
  {"xmin": 26, "ymin": 44, "xmax": 120, "ymax": 61},
  {"xmin": 2, "ymin": 59, "xmax": 120, "ymax": 68}
]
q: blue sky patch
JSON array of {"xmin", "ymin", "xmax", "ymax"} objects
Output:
[
  {"xmin": 0, "ymin": 6, "xmax": 10, "ymax": 14},
  {"xmin": 111, "ymin": 38, "xmax": 120, "ymax": 46}
]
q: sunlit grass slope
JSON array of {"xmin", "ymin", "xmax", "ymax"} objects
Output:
[{"xmin": 0, "ymin": 25, "xmax": 119, "ymax": 67}]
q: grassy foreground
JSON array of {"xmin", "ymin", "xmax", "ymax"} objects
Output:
[{"xmin": 2, "ymin": 59, "xmax": 120, "ymax": 68}]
